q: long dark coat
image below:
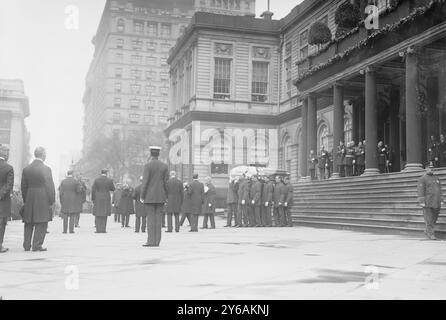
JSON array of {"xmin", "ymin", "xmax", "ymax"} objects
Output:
[
  {"xmin": 238, "ymin": 179, "xmax": 250, "ymax": 204},
  {"xmin": 133, "ymin": 184, "xmax": 146, "ymax": 217},
  {"xmin": 418, "ymin": 173, "xmax": 443, "ymax": 209},
  {"xmin": 181, "ymin": 184, "xmax": 192, "ymax": 214},
  {"xmin": 0, "ymin": 159, "xmax": 14, "ymax": 218},
  {"xmin": 227, "ymin": 181, "xmax": 238, "ymax": 204},
  {"xmin": 262, "ymin": 181, "xmax": 274, "ymax": 205},
  {"xmin": 119, "ymin": 186, "xmax": 134, "ymax": 215},
  {"xmin": 59, "ymin": 176, "xmax": 81, "ymax": 214},
  {"xmin": 21, "ymin": 160, "xmax": 56, "ymax": 223},
  {"xmin": 203, "ymin": 183, "xmax": 216, "ymax": 214},
  {"xmin": 273, "ymin": 182, "xmax": 286, "ymax": 208},
  {"xmin": 190, "ymin": 180, "xmax": 204, "ymax": 215},
  {"xmin": 141, "ymin": 158, "xmax": 169, "ymax": 204},
  {"xmin": 285, "ymin": 182, "xmax": 294, "ymax": 207},
  {"xmin": 166, "ymin": 177, "xmax": 183, "ymax": 213},
  {"xmin": 74, "ymin": 180, "xmax": 87, "ymax": 213},
  {"xmin": 249, "ymin": 180, "xmax": 262, "ymax": 207},
  {"xmin": 92, "ymin": 175, "xmax": 115, "ymax": 217}
]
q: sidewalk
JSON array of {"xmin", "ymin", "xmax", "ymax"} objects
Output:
[{"xmin": 0, "ymin": 214, "xmax": 445, "ymax": 300}]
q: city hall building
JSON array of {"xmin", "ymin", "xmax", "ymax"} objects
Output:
[{"xmin": 166, "ymin": 0, "xmax": 446, "ymax": 234}]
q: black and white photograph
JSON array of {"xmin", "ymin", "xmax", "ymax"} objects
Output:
[{"xmin": 1, "ymin": 0, "xmax": 446, "ymax": 305}]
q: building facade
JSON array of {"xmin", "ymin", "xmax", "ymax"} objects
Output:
[
  {"xmin": 166, "ymin": 0, "xmax": 446, "ymax": 201},
  {"xmin": 82, "ymin": 0, "xmax": 256, "ymax": 154},
  {"xmin": 0, "ymin": 79, "xmax": 31, "ymax": 188}
]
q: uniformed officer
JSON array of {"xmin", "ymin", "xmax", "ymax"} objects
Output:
[
  {"xmin": 273, "ymin": 176, "xmax": 286, "ymax": 227},
  {"xmin": 283, "ymin": 176, "xmax": 293, "ymax": 227},
  {"xmin": 202, "ymin": 176, "xmax": 217, "ymax": 229},
  {"xmin": 225, "ymin": 178, "xmax": 238, "ymax": 227},
  {"xmin": 308, "ymin": 150, "xmax": 318, "ymax": 181},
  {"xmin": 133, "ymin": 176, "xmax": 146, "ymax": 233},
  {"xmin": 318, "ymin": 146, "xmax": 330, "ymax": 180},
  {"xmin": 237, "ymin": 174, "xmax": 250, "ymax": 228},
  {"xmin": 428, "ymin": 135, "xmax": 439, "ymax": 168},
  {"xmin": 355, "ymin": 141, "xmax": 365, "ymax": 176},
  {"xmin": 249, "ymin": 175, "xmax": 262, "ymax": 227},
  {"xmin": 112, "ymin": 183, "xmax": 122, "ymax": 223},
  {"xmin": 0, "ymin": 146, "xmax": 13, "ymax": 253},
  {"xmin": 261, "ymin": 176, "xmax": 274, "ymax": 227},
  {"xmin": 119, "ymin": 182, "xmax": 134, "ymax": 228},
  {"xmin": 141, "ymin": 146, "xmax": 169, "ymax": 247},
  {"xmin": 345, "ymin": 141, "xmax": 355, "ymax": 177},
  {"xmin": 166, "ymin": 171, "xmax": 183, "ymax": 233},
  {"xmin": 417, "ymin": 165, "xmax": 443, "ymax": 240},
  {"xmin": 377, "ymin": 141, "xmax": 388, "ymax": 174},
  {"xmin": 91, "ymin": 169, "xmax": 115, "ymax": 234},
  {"xmin": 336, "ymin": 141, "xmax": 346, "ymax": 177}
]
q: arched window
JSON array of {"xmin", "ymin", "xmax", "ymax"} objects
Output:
[
  {"xmin": 117, "ymin": 18, "xmax": 125, "ymax": 33},
  {"xmin": 319, "ymin": 124, "xmax": 329, "ymax": 151},
  {"xmin": 344, "ymin": 117, "xmax": 352, "ymax": 144}
]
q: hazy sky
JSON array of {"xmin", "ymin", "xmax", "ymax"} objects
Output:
[{"xmin": 0, "ymin": 0, "xmax": 301, "ymax": 180}]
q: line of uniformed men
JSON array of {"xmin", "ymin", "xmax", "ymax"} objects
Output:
[{"xmin": 226, "ymin": 175, "xmax": 293, "ymax": 228}]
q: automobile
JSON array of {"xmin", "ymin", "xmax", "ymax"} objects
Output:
[{"xmin": 229, "ymin": 166, "xmax": 290, "ymax": 182}]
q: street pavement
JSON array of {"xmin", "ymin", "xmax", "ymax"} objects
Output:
[{"xmin": 1, "ymin": 214, "xmax": 446, "ymax": 300}]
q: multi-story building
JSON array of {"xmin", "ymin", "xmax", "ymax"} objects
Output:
[
  {"xmin": 0, "ymin": 79, "xmax": 31, "ymax": 188},
  {"xmin": 166, "ymin": 0, "xmax": 446, "ymax": 211},
  {"xmin": 82, "ymin": 0, "xmax": 256, "ymax": 154}
]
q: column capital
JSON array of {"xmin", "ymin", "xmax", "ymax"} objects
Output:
[{"xmin": 365, "ymin": 65, "xmax": 376, "ymax": 74}]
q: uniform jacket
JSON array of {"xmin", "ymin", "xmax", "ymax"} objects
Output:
[
  {"xmin": 238, "ymin": 179, "xmax": 251, "ymax": 204},
  {"xmin": 377, "ymin": 146, "xmax": 388, "ymax": 165},
  {"xmin": 418, "ymin": 173, "xmax": 443, "ymax": 209},
  {"xmin": 318, "ymin": 151, "xmax": 329, "ymax": 169},
  {"xmin": 249, "ymin": 180, "xmax": 262, "ymax": 207},
  {"xmin": 337, "ymin": 145, "xmax": 346, "ymax": 165},
  {"xmin": 428, "ymin": 141, "xmax": 439, "ymax": 162},
  {"xmin": 21, "ymin": 159, "xmax": 56, "ymax": 223},
  {"xmin": 190, "ymin": 180, "xmax": 204, "ymax": 215},
  {"xmin": 285, "ymin": 183, "xmax": 294, "ymax": 207},
  {"xmin": 141, "ymin": 158, "xmax": 169, "ymax": 204},
  {"xmin": 355, "ymin": 146, "xmax": 365, "ymax": 166},
  {"xmin": 308, "ymin": 154, "xmax": 318, "ymax": 170},
  {"xmin": 92, "ymin": 175, "xmax": 115, "ymax": 217},
  {"xmin": 262, "ymin": 181, "xmax": 274, "ymax": 205},
  {"xmin": 59, "ymin": 176, "xmax": 81, "ymax": 214},
  {"xmin": 273, "ymin": 182, "xmax": 286, "ymax": 208},
  {"xmin": 345, "ymin": 147, "xmax": 356, "ymax": 166},
  {"xmin": 119, "ymin": 186, "xmax": 134, "ymax": 215},
  {"xmin": 203, "ymin": 183, "xmax": 216, "ymax": 214},
  {"xmin": 132, "ymin": 184, "xmax": 146, "ymax": 217},
  {"xmin": 181, "ymin": 184, "xmax": 193, "ymax": 214},
  {"xmin": 227, "ymin": 181, "xmax": 239, "ymax": 204},
  {"xmin": 166, "ymin": 177, "xmax": 183, "ymax": 213},
  {"xmin": 0, "ymin": 159, "xmax": 14, "ymax": 218}
]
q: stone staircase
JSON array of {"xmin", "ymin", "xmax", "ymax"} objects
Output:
[{"xmin": 292, "ymin": 169, "xmax": 446, "ymax": 237}]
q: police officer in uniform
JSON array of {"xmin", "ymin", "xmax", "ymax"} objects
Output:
[
  {"xmin": 133, "ymin": 176, "xmax": 146, "ymax": 233},
  {"xmin": 283, "ymin": 176, "xmax": 293, "ymax": 227},
  {"xmin": 237, "ymin": 174, "xmax": 250, "ymax": 228},
  {"xmin": 355, "ymin": 141, "xmax": 365, "ymax": 176},
  {"xmin": 417, "ymin": 165, "xmax": 443, "ymax": 240},
  {"xmin": 345, "ymin": 142, "xmax": 355, "ymax": 177},
  {"xmin": 308, "ymin": 150, "xmax": 318, "ymax": 181},
  {"xmin": 262, "ymin": 176, "xmax": 274, "ymax": 227},
  {"xmin": 249, "ymin": 175, "xmax": 262, "ymax": 227},
  {"xmin": 377, "ymin": 141, "xmax": 388, "ymax": 174},
  {"xmin": 318, "ymin": 146, "xmax": 330, "ymax": 180},
  {"xmin": 273, "ymin": 176, "xmax": 286, "ymax": 227},
  {"xmin": 336, "ymin": 141, "xmax": 346, "ymax": 177},
  {"xmin": 225, "ymin": 178, "xmax": 238, "ymax": 227}
]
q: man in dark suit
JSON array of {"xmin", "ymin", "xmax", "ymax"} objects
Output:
[
  {"xmin": 0, "ymin": 146, "xmax": 13, "ymax": 253},
  {"xmin": 119, "ymin": 183, "xmax": 134, "ymax": 228},
  {"xmin": 202, "ymin": 176, "xmax": 217, "ymax": 229},
  {"xmin": 133, "ymin": 177, "xmax": 146, "ymax": 233},
  {"xmin": 166, "ymin": 171, "xmax": 183, "ymax": 233},
  {"xmin": 237, "ymin": 175, "xmax": 250, "ymax": 228},
  {"xmin": 189, "ymin": 174, "xmax": 204, "ymax": 232},
  {"xmin": 74, "ymin": 173, "xmax": 87, "ymax": 228},
  {"xmin": 249, "ymin": 175, "xmax": 262, "ymax": 227},
  {"xmin": 261, "ymin": 176, "xmax": 274, "ymax": 227},
  {"xmin": 180, "ymin": 182, "xmax": 192, "ymax": 228},
  {"xmin": 283, "ymin": 176, "xmax": 294, "ymax": 227},
  {"xmin": 140, "ymin": 146, "xmax": 169, "ymax": 247},
  {"xmin": 21, "ymin": 147, "xmax": 56, "ymax": 252},
  {"xmin": 59, "ymin": 170, "xmax": 81, "ymax": 234},
  {"xmin": 112, "ymin": 183, "xmax": 122, "ymax": 223},
  {"xmin": 91, "ymin": 169, "xmax": 115, "ymax": 233},
  {"xmin": 225, "ymin": 178, "xmax": 238, "ymax": 227},
  {"xmin": 273, "ymin": 176, "xmax": 286, "ymax": 227}
]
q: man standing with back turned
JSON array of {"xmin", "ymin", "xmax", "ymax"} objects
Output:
[
  {"xmin": 0, "ymin": 145, "xmax": 14, "ymax": 253},
  {"xmin": 21, "ymin": 147, "xmax": 56, "ymax": 252},
  {"xmin": 141, "ymin": 146, "xmax": 169, "ymax": 247},
  {"xmin": 91, "ymin": 169, "xmax": 115, "ymax": 233},
  {"xmin": 418, "ymin": 165, "xmax": 443, "ymax": 240}
]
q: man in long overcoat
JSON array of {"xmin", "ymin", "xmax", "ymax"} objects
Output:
[
  {"xmin": 249, "ymin": 175, "xmax": 262, "ymax": 227},
  {"xmin": 59, "ymin": 170, "xmax": 81, "ymax": 234},
  {"xmin": 0, "ymin": 146, "xmax": 13, "ymax": 253},
  {"xmin": 74, "ymin": 173, "xmax": 87, "ymax": 228},
  {"xmin": 166, "ymin": 171, "xmax": 183, "ymax": 233},
  {"xmin": 189, "ymin": 174, "xmax": 204, "ymax": 232},
  {"xmin": 202, "ymin": 176, "xmax": 217, "ymax": 229},
  {"xmin": 418, "ymin": 165, "xmax": 443, "ymax": 240},
  {"xmin": 273, "ymin": 176, "xmax": 286, "ymax": 227},
  {"xmin": 91, "ymin": 169, "xmax": 115, "ymax": 233},
  {"xmin": 140, "ymin": 146, "xmax": 169, "ymax": 247},
  {"xmin": 133, "ymin": 177, "xmax": 146, "ymax": 233},
  {"xmin": 237, "ymin": 175, "xmax": 250, "ymax": 228},
  {"xmin": 283, "ymin": 176, "xmax": 294, "ymax": 227},
  {"xmin": 261, "ymin": 176, "xmax": 274, "ymax": 227},
  {"xmin": 112, "ymin": 183, "xmax": 122, "ymax": 223},
  {"xmin": 21, "ymin": 147, "xmax": 56, "ymax": 251},
  {"xmin": 180, "ymin": 182, "xmax": 192, "ymax": 228},
  {"xmin": 119, "ymin": 183, "xmax": 134, "ymax": 228},
  {"xmin": 225, "ymin": 178, "xmax": 238, "ymax": 227}
]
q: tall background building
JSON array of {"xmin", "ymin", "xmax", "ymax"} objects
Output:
[
  {"xmin": 82, "ymin": 0, "xmax": 255, "ymax": 181},
  {"xmin": 0, "ymin": 79, "xmax": 31, "ymax": 188}
]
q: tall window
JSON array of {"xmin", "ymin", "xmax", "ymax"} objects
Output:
[
  {"xmin": 145, "ymin": 100, "xmax": 155, "ymax": 109},
  {"xmin": 344, "ymin": 118, "xmax": 352, "ymax": 144},
  {"xmin": 146, "ymin": 56, "xmax": 157, "ymax": 65},
  {"xmin": 299, "ymin": 30, "xmax": 309, "ymax": 59},
  {"xmin": 130, "ymin": 84, "xmax": 140, "ymax": 94},
  {"xmin": 113, "ymin": 112, "xmax": 121, "ymax": 123},
  {"xmin": 117, "ymin": 19, "xmax": 125, "ymax": 32},
  {"xmin": 132, "ymin": 40, "xmax": 143, "ymax": 50},
  {"xmin": 116, "ymin": 38, "xmax": 124, "ymax": 49},
  {"xmin": 147, "ymin": 23, "xmax": 157, "ymax": 36},
  {"xmin": 285, "ymin": 58, "xmax": 292, "ymax": 97},
  {"xmin": 114, "ymin": 82, "xmax": 122, "ymax": 93},
  {"xmin": 214, "ymin": 58, "xmax": 231, "ymax": 100},
  {"xmin": 252, "ymin": 61, "xmax": 269, "ymax": 102},
  {"xmin": 283, "ymin": 136, "xmax": 292, "ymax": 173},
  {"xmin": 134, "ymin": 20, "xmax": 144, "ymax": 34},
  {"xmin": 129, "ymin": 114, "xmax": 140, "ymax": 123},
  {"xmin": 160, "ymin": 86, "xmax": 169, "ymax": 96},
  {"xmin": 130, "ymin": 99, "xmax": 140, "ymax": 109},
  {"xmin": 115, "ymin": 67, "xmax": 123, "ymax": 78},
  {"xmin": 114, "ymin": 97, "xmax": 121, "ymax": 107},
  {"xmin": 147, "ymin": 41, "xmax": 156, "ymax": 51}
]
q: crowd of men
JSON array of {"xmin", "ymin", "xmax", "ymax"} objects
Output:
[
  {"xmin": 308, "ymin": 140, "xmax": 394, "ymax": 180},
  {"xmin": 0, "ymin": 140, "xmax": 444, "ymax": 253}
]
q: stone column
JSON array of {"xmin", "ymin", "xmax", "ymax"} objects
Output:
[
  {"xmin": 405, "ymin": 48, "xmax": 423, "ymax": 171},
  {"xmin": 358, "ymin": 101, "xmax": 365, "ymax": 143},
  {"xmin": 9, "ymin": 113, "xmax": 24, "ymax": 188},
  {"xmin": 364, "ymin": 67, "xmax": 380, "ymax": 175},
  {"xmin": 307, "ymin": 94, "xmax": 317, "ymax": 160},
  {"xmin": 299, "ymin": 98, "xmax": 308, "ymax": 180},
  {"xmin": 332, "ymin": 84, "xmax": 344, "ymax": 178}
]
